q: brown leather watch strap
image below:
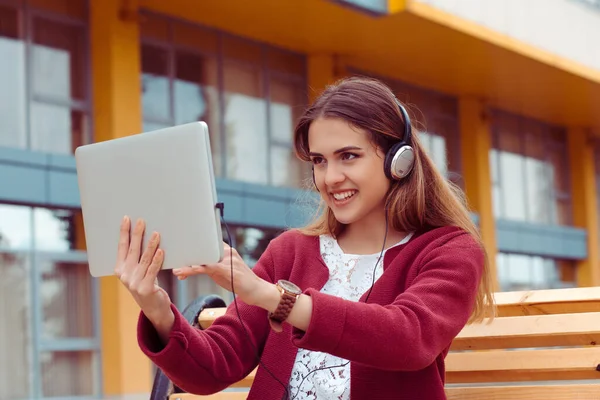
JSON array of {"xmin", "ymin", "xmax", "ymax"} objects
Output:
[{"xmin": 268, "ymin": 280, "xmax": 301, "ymax": 332}]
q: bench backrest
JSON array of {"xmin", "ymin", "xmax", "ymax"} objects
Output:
[{"xmin": 176, "ymin": 287, "xmax": 600, "ymax": 399}]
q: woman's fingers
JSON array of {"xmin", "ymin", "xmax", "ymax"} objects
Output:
[
  {"xmin": 139, "ymin": 231, "xmax": 160, "ymax": 267},
  {"xmin": 126, "ymin": 218, "xmax": 145, "ymax": 264},
  {"xmin": 144, "ymin": 248, "xmax": 165, "ymax": 282},
  {"xmin": 173, "ymin": 265, "xmax": 208, "ymax": 279},
  {"xmin": 117, "ymin": 216, "xmax": 131, "ymax": 263},
  {"xmin": 132, "ymin": 231, "xmax": 160, "ymax": 282}
]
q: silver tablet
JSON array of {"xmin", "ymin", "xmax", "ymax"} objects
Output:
[{"xmin": 75, "ymin": 122, "xmax": 224, "ymax": 277}]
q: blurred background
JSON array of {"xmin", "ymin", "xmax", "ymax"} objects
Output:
[{"xmin": 0, "ymin": 0, "xmax": 599, "ymax": 398}]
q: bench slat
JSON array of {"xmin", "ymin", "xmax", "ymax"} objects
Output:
[
  {"xmin": 198, "ymin": 308, "xmax": 227, "ymax": 329},
  {"xmin": 446, "ymin": 347, "xmax": 600, "ymax": 383},
  {"xmin": 495, "ymin": 287, "xmax": 600, "ymax": 317},
  {"xmin": 446, "ymin": 384, "xmax": 600, "ymax": 399},
  {"xmin": 452, "ymin": 312, "xmax": 600, "ymax": 350},
  {"xmin": 230, "ymin": 369, "xmax": 255, "ymax": 388},
  {"xmin": 168, "ymin": 384, "xmax": 600, "ymax": 400}
]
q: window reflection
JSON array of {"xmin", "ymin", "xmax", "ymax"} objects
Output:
[
  {"xmin": 141, "ymin": 44, "xmax": 170, "ymax": 122},
  {"xmin": 0, "ymin": 6, "xmax": 27, "ymax": 149},
  {"xmin": 224, "ymin": 63, "xmax": 268, "ymax": 184},
  {"xmin": 41, "ymin": 351, "xmax": 94, "ymax": 397},
  {"xmin": 496, "ymin": 252, "xmax": 573, "ymax": 291},
  {"xmin": 33, "ymin": 18, "xmax": 86, "ymax": 100},
  {"xmin": 0, "ymin": 204, "xmax": 32, "ymax": 250},
  {"xmin": 0, "ymin": 252, "xmax": 30, "ymax": 399},
  {"xmin": 40, "ymin": 261, "xmax": 93, "ymax": 339},
  {"xmin": 490, "ymin": 111, "xmax": 571, "ymax": 225},
  {"xmin": 34, "ymin": 208, "xmax": 78, "ymax": 252},
  {"xmin": 140, "ymin": 14, "xmax": 307, "ymax": 186},
  {"xmin": 30, "ymin": 103, "xmax": 87, "ymax": 154},
  {"xmin": 0, "ymin": 6, "xmax": 89, "ymax": 154}
]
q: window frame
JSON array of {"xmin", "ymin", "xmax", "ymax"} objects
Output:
[{"xmin": 139, "ymin": 10, "xmax": 308, "ymax": 186}]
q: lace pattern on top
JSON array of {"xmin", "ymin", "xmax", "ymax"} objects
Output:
[{"xmin": 287, "ymin": 233, "xmax": 413, "ymax": 399}]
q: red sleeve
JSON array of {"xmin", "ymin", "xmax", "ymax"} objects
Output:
[
  {"xmin": 136, "ymin": 245, "xmax": 276, "ymax": 395},
  {"xmin": 290, "ymin": 233, "xmax": 484, "ymax": 371}
]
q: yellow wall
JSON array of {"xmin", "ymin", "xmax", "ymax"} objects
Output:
[
  {"xmin": 458, "ymin": 98, "xmax": 498, "ymax": 290},
  {"xmin": 90, "ymin": 0, "xmax": 153, "ymax": 395},
  {"xmin": 568, "ymin": 128, "xmax": 600, "ymax": 287}
]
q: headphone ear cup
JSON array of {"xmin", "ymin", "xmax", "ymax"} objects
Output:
[
  {"xmin": 384, "ymin": 142, "xmax": 415, "ymax": 180},
  {"xmin": 384, "ymin": 142, "xmax": 403, "ymax": 180}
]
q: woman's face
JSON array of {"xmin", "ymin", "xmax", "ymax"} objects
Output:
[{"xmin": 308, "ymin": 117, "xmax": 390, "ymax": 226}]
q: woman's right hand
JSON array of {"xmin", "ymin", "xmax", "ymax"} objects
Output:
[{"xmin": 115, "ymin": 216, "xmax": 174, "ymax": 339}]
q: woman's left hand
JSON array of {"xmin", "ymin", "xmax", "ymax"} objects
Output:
[{"xmin": 173, "ymin": 242, "xmax": 269, "ymax": 306}]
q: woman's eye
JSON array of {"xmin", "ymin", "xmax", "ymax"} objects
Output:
[
  {"xmin": 341, "ymin": 152, "xmax": 358, "ymax": 161},
  {"xmin": 311, "ymin": 157, "xmax": 324, "ymax": 165}
]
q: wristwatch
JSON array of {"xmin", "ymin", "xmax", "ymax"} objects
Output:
[{"xmin": 268, "ymin": 279, "xmax": 302, "ymax": 332}]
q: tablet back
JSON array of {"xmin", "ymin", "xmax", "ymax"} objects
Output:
[{"xmin": 75, "ymin": 122, "xmax": 223, "ymax": 277}]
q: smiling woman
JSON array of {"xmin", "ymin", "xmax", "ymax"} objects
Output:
[{"xmin": 120, "ymin": 76, "xmax": 496, "ymax": 400}]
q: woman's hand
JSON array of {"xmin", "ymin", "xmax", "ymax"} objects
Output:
[
  {"xmin": 115, "ymin": 216, "xmax": 174, "ymax": 340},
  {"xmin": 173, "ymin": 243, "xmax": 271, "ymax": 307}
]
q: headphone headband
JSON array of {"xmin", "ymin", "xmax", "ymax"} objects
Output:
[{"xmin": 393, "ymin": 97, "xmax": 412, "ymax": 146}]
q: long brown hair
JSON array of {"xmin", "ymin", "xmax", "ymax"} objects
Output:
[{"xmin": 293, "ymin": 76, "xmax": 495, "ymax": 323}]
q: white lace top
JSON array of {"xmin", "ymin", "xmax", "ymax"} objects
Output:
[{"xmin": 287, "ymin": 233, "xmax": 414, "ymax": 400}]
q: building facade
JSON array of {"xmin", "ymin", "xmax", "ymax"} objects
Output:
[{"xmin": 1, "ymin": 0, "xmax": 599, "ymax": 398}]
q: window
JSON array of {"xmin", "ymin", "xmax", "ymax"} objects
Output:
[
  {"xmin": 496, "ymin": 252, "xmax": 576, "ymax": 292},
  {"xmin": 490, "ymin": 110, "xmax": 572, "ymax": 225},
  {"xmin": 0, "ymin": 204, "xmax": 99, "ymax": 399},
  {"xmin": 140, "ymin": 13, "xmax": 308, "ymax": 187},
  {"xmin": 350, "ymin": 72, "xmax": 462, "ymax": 185},
  {"xmin": 0, "ymin": 0, "xmax": 90, "ymax": 154}
]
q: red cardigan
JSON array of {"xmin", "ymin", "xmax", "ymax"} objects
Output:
[{"xmin": 138, "ymin": 226, "xmax": 484, "ymax": 399}]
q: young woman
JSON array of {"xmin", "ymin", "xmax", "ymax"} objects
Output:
[{"xmin": 115, "ymin": 77, "xmax": 495, "ymax": 400}]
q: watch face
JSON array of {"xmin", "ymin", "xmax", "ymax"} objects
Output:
[{"xmin": 278, "ymin": 280, "xmax": 301, "ymax": 295}]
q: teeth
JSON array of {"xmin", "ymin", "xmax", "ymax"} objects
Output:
[{"xmin": 332, "ymin": 191, "xmax": 356, "ymax": 200}]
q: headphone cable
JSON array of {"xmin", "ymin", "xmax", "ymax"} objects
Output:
[{"xmin": 217, "ymin": 202, "xmax": 389, "ymax": 400}]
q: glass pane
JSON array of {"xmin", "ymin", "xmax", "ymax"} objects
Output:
[
  {"xmin": 30, "ymin": 103, "xmax": 86, "ymax": 153},
  {"xmin": 141, "ymin": 44, "xmax": 170, "ymax": 122},
  {"xmin": 0, "ymin": 252, "xmax": 31, "ymax": 399},
  {"xmin": 33, "ymin": 18, "xmax": 86, "ymax": 100},
  {"xmin": 525, "ymin": 157, "xmax": 551, "ymax": 223},
  {"xmin": 30, "ymin": 0, "xmax": 87, "ymax": 19},
  {"xmin": 430, "ymin": 134, "xmax": 448, "ymax": 176},
  {"xmin": 0, "ymin": 5, "xmax": 27, "ymax": 149},
  {"xmin": 174, "ymin": 51, "xmax": 221, "ymax": 176},
  {"xmin": 499, "ymin": 152, "xmax": 527, "ymax": 221},
  {"xmin": 271, "ymin": 145, "xmax": 302, "ymax": 187},
  {"xmin": 269, "ymin": 77, "xmax": 304, "ymax": 144},
  {"xmin": 505, "ymin": 253, "xmax": 531, "ymax": 291},
  {"xmin": 490, "ymin": 150, "xmax": 503, "ymax": 218},
  {"xmin": 495, "ymin": 252, "xmax": 510, "ymax": 291},
  {"xmin": 223, "ymin": 63, "xmax": 268, "ymax": 184},
  {"xmin": 143, "ymin": 120, "xmax": 170, "ymax": 132},
  {"xmin": 40, "ymin": 260, "xmax": 93, "ymax": 338},
  {"xmin": 548, "ymin": 145, "xmax": 570, "ymax": 195},
  {"xmin": 34, "ymin": 208, "xmax": 78, "ymax": 252},
  {"xmin": 0, "ymin": 204, "xmax": 32, "ymax": 250},
  {"xmin": 41, "ymin": 351, "xmax": 94, "ymax": 397}
]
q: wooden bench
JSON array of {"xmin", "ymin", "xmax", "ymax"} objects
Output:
[{"xmin": 153, "ymin": 287, "xmax": 600, "ymax": 400}]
